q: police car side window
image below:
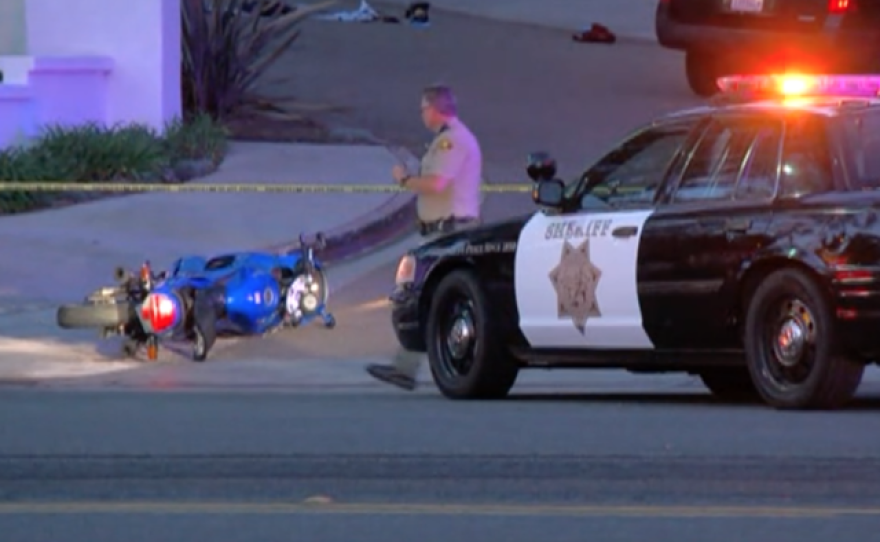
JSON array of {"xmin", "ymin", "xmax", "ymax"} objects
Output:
[
  {"xmin": 779, "ymin": 117, "xmax": 834, "ymax": 198},
  {"xmin": 734, "ymin": 124, "xmax": 782, "ymax": 200},
  {"xmin": 839, "ymin": 110, "xmax": 880, "ymax": 189},
  {"xmin": 672, "ymin": 119, "xmax": 772, "ymax": 203},
  {"xmin": 577, "ymin": 126, "xmax": 691, "ymax": 210}
]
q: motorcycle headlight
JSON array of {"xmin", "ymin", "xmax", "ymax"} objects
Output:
[{"xmin": 395, "ymin": 254, "xmax": 416, "ymax": 286}]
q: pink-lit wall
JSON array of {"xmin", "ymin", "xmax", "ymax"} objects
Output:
[{"xmin": 0, "ymin": 0, "xmax": 180, "ymax": 148}]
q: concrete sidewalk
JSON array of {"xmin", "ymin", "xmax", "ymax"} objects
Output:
[
  {"xmin": 0, "ymin": 141, "xmax": 414, "ymax": 312},
  {"xmin": 373, "ymin": 0, "xmax": 658, "ymax": 41}
]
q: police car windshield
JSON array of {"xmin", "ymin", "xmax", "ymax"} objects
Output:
[
  {"xmin": 839, "ymin": 109, "xmax": 880, "ymax": 189},
  {"xmin": 565, "ymin": 127, "xmax": 691, "ymax": 209}
]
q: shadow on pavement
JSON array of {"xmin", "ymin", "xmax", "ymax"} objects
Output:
[{"xmin": 503, "ymin": 391, "xmax": 880, "ymax": 411}]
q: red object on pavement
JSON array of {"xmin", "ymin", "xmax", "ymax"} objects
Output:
[{"xmin": 573, "ymin": 23, "xmax": 616, "ymax": 44}]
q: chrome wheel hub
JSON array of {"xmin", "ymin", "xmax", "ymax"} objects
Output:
[
  {"xmin": 446, "ymin": 312, "xmax": 475, "ymax": 360},
  {"xmin": 774, "ymin": 319, "xmax": 805, "ymax": 366},
  {"xmin": 772, "ymin": 300, "xmax": 814, "ymax": 368}
]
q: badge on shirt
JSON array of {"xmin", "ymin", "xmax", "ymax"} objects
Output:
[{"xmin": 437, "ymin": 138, "xmax": 453, "ymax": 151}]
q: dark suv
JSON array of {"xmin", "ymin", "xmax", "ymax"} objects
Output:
[{"xmin": 656, "ymin": 0, "xmax": 880, "ymax": 97}]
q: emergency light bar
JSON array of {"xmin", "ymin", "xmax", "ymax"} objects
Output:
[{"xmin": 716, "ymin": 74, "xmax": 880, "ymax": 99}]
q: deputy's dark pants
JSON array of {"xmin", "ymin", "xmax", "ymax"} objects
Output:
[{"xmin": 390, "ymin": 221, "xmax": 478, "ymax": 379}]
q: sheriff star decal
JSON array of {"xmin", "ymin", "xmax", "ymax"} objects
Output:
[{"xmin": 548, "ymin": 238, "xmax": 602, "ymax": 334}]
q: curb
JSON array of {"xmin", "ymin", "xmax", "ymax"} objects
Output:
[
  {"xmin": 266, "ymin": 141, "xmax": 419, "ymax": 266},
  {"xmin": 270, "ymin": 191, "xmax": 416, "ymax": 266}
]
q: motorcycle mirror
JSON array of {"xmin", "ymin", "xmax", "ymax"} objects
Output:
[{"xmin": 114, "ymin": 266, "xmax": 128, "ymax": 283}]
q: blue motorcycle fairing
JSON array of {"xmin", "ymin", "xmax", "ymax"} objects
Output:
[{"xmin": 155, "ymin": 250, "xmax": 323, "ymax": 337}]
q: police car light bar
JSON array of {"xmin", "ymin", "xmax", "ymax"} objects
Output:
[{"xmin": 716, "ymin": 74, "xmax": 880, "ymax": 99}]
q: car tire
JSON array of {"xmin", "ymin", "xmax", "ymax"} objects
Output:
[
  {"xmin": 426, "ymin": 269, "xmax": 519, "ymax": 399},
  {"xmin": 697, "ymin": 367, "xmax": 759, "ymax": 402},
  {"xmin": 57, "ymin": 302, "xmax": 131, "ymax": 329},
  {"xmin": 685, "ymin": 50, "xmax": 721, "ymax": 97},
  {"xmin": 744, "ymin": 268, "xmax": 864, "ymax": 410}
]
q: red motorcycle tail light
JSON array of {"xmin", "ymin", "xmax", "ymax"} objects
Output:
[{"xmin": 141, "ymin": 292, "xmax": 178, "ymax": 332}]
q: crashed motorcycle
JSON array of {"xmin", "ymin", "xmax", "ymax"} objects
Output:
[{"xmin": 56, "ymin": 232, "xmax": 336, "ymax": 361}]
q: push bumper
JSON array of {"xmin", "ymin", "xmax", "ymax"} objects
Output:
[{"xmin": 390, "ymin": 285, "xmax": 426, "ymax": 353}]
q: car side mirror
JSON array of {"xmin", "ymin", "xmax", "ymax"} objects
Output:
[
  {"xmin": 526, "ymin": 151, "xmax": 557, "ymax": 182},
  {"xmin": 532, "ymin": 178, "xmax": 565, "ymax": 208}
]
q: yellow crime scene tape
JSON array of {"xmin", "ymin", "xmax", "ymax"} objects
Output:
[{"xmin": 0, "ymin": 182, "xmax": 536, "ymax": 194}]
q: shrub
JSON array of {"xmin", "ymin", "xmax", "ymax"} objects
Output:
[
  {"xmin": 163, "ymin": 113, "xmax": 229, "ymax": 165},
  {"xmin": 34, "ymin": 123, "xmax": 168, "ymax": 181},
  {"xmin": 181, "ymin": 0, "xmax": 339, "ymax": 121},
  {"xmin": 0, "ymin": 115, "xmax": 229, "ymax": 213}
]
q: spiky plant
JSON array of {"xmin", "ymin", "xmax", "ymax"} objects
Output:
[{"xmin": 181, "ymin": 0, "xmax": 339, "ymax": 121}]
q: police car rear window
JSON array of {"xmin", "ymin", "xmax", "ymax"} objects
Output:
[{"xmin": 839, "ymin": 110, "xmax": 880, "ymax": 189}]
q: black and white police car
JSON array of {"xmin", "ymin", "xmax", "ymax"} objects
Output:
[{"xmin": 391, "ymin": 74, "xmax": 880, "ymax": 410}]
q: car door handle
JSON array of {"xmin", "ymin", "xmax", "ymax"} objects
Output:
[
  {"xmin": 612, "ymin": 226, "xmax": 639, "ymax": 239},
  {"xmin": 725, "ymin": 218, "xmax": 751, "ymax": 232}
]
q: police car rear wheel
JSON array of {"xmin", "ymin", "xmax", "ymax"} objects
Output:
[
  {"xmin": 426, "ymin": 269, "xmax": 519, "ymax": 399},
  {"xmin": 744, "ymin": 268, "xmax": 864, "ymax": 410}
]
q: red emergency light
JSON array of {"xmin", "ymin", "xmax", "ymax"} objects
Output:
[{"xmin": 716, "ymin": 74, "xmax": 880, "ymax": 100}]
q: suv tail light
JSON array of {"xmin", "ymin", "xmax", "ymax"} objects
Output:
[
  {"xmin": 828, "ymin": 0, "xmax": 853, "ymax": 13},
  {"xmin": 141, "ymin": 292, "xmax": 180, "ymax": 333}
]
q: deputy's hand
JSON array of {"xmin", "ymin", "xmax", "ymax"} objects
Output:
[{"xmin": 392, "ymin": 164, "xmax": 409, "ymax": 183}]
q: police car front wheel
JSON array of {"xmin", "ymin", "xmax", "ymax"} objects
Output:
[
  {"xmin": 426, "ymin": 269, "xmax": 519, "ymax": 400},
  {"xmin": 744, "ymin": 268, "xmax": 864, "ymax": 410}
]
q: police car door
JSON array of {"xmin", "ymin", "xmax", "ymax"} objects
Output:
[{"xmin": 514, "ymin": 120, "xmax": 697, "ymax": 350}]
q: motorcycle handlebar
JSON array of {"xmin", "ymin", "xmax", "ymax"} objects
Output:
[{"xmin": 299, "ymin": 232, "xmax": 327, "ymax": 251}]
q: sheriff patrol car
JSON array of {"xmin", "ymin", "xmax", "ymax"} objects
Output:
[{"xmin": 391, "ymin": 74, "xmax": 880, "ymax": 411}]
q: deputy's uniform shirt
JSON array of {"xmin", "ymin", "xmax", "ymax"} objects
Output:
[{"xmin": 417, "ymin": 117, "xmax": 482, "ymax": 223}]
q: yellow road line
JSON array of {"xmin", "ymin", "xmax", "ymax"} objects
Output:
[{"xmin": 0, "ymin": 501, "xmax": 877, "ymax": 518}]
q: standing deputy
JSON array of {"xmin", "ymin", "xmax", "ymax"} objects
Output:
[{"xmin": 366, "ymin": 84, "xmax": 483, "ymax": 391}]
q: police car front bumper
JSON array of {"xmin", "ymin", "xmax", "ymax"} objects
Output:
[{"xmin": 390, "ymin": 284, "xmax": 426, "ymax": 352}]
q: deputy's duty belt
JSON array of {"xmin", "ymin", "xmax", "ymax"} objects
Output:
[{"xmin": 418, "ymin": 216, "xmax": 479, "ymax": 235}]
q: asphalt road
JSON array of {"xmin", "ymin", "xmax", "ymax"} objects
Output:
[
  {"xmin": 4, "ymin": 7, "xmax": 880, "ymax": 542},
  {"xmin": 1, "ymin": 389, "xmax": 880, "ymax": 542}
]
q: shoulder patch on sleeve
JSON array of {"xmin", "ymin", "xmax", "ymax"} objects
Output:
[{"xmin": 437, "ymin": 137, "xmax": 453, "ymax": 151}]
